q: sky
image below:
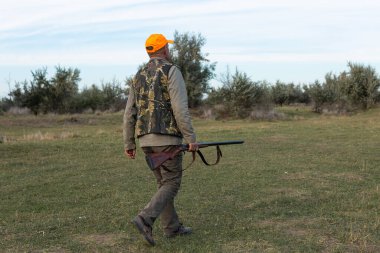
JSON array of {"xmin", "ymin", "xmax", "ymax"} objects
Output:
[{"xmin": 1, "ymin": 0, "xmax": 380, "ymax": 98}]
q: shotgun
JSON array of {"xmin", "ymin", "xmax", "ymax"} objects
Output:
[{"xmin": 145, "ymin": 140, "xmax": 244, "ymax": 170}]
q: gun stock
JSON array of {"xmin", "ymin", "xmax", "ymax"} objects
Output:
[{"xmin": 145, "ymin": 148, "xmax": 183, "ymax": 170}]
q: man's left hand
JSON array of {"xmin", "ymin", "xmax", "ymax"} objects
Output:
[{"xmin": 125, "ymin": 148, "xmax": 136, "ymax": 159}]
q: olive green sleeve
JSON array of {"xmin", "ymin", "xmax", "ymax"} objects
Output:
[
  {"xmin": 167, "ymin": 66, "xmax": 197, "ymax": 144},
  {"xmin": 123, "ymin": 86, "xmax": 137, "ymax": 150}
]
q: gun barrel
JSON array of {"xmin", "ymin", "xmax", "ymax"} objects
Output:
[
  {"xmin": 198, "ymin": 140, "xmax": 244, "ymax": 147},
  {"xmin": 180, "ymin": 140, "xmax": 244, "ymax": 150}
]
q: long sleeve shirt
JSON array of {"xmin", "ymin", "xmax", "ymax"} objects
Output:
[{"xmin": 123, "ymin": 59, "xmax": 196, "ymax": 149}]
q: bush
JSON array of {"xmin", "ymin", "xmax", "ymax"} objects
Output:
[
  {"xmin": 0, "ymin": 98, "xmax": 14, "ymax": 115},
  {"xmin": 205, "ymin": 68, "xmax": 273, "ymax": 119},
  {"xmin": 343, "ymin": 62, "xmax": 380, "ymax": 109},
  {"xmin": 272, "ymin": 81, "xmax": 310, "ymax": 106},
  {"xmin": 249, "ymin": 108, "xmax": 286, "ymax": 121},
  {"xmin": 308, "ymin": 63, "xmax": 380, "ymax": 113},
  {"xmin": 6, "ymin": 66, "xmax": 127, "ymax": 114},
  {"xmin": 6, "ymin": 106, "xmax": 31, "ymax": 115}
]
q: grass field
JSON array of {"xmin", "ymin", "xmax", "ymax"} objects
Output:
[{"xmin": 0, "ymin": 107, "xmax": 379, "ymax": 252}]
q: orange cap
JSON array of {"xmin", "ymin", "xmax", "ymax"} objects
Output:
[{"xmin": 145, "ymin": 34, "xmax": 174, "ymax": 53}]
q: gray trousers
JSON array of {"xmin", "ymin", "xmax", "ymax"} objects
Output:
[{"xmin": 139, "ymin": 146, "xmax": 183, "ymax": 234}]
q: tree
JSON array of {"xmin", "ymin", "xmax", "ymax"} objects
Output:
[
  {"xmin": 308, "ymin": 74, "xmax": 349, "ymax": 113},
  {"xmin": 8, "ymin": 82, "xmax": 25, "ymax": 108},
  {"xmin": 308, "ymin": 63, "xmax": 380, "ymax": 113},
  {"xmin": 50, "ymin": 66, "xmax": 81, "ymax": 113},
  {"xmin": 170, "ymin": 31, "xmax": 216, "ymax": 108},
  {"xmin": 100, "ymin": 79, "xmax": 126, "ymax": 111},
  {"xmin": 223, "ymin": 69, "xmax": 256, "ymax": 117},
  {"xmin": 308, "ymin": 80, "xmax": 329, "ymax": 113},
  {"xmin": 7, "ymin": 68, "xmax": 50, "ymax": 115},
  {"xmin": 79, "ymin": 85, "xmax": 103, "ymax": 111},
  {"xmin": 75, "ymin": 79, "xmax": 126, "ymax": 112},
  {"xmin": 344, "ymin": 62, "xmax": 380, "ymax": 109},
  {"xmin": 28, "ymin": 68, "xmax": 51, "ymax": 114},
  {"xmin": 272, "ymin": 81, "xmax": 310, "ymax": 106},
  {"xmin": 0, "ymin": 97, "xmax": 13, "ymax": 114},
  {"xmin": 207, "ymin": 68, "xmax": 271, "ymax": 118},
  {"xmin": 272, "ymin": 81, "xmax": 288, "ymax": 106}
]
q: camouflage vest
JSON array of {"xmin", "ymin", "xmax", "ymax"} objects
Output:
[{"xmin": 132, "ymin": 58, "xmax": 183, "ymax": 138}]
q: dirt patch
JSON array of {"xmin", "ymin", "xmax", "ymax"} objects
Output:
[
  {"xmin": 1, "ymin": 131, "xmax": 82, "ymax": 143},
  {"xmin": 258, "ymin": 217, "xmax": 320, "ymax": 228},
  {"xmin": 281, "ymin": 171, "xmax": 314, "ymax": 180},
  {"xmin": 258, "ymin": 218, "xmax": 380, "ymax": 252},
  {"xmin": 258, "ymin": 218, "xmax": 322, "ymax": 240},
  {"xmin": 262, "ymin": 135, "xmax": 289, "ymax": 142},
  {"xmin": 23, "ymin": 131, "xmax": 80, "ymax": 141},
  {"xmin": 222, "ymin": 239, "xmax": 276, "ymax": 252},
  {"xmin": 330, "ymin": 172, "xmax": 364, "ymax": 182},
  {"xmin": 269, "ymin": 187, "xmax": 310, "ymax": 199},
  {"xmin": 76, "ymin": 233, "xmax": 124, "ymax": 247}
]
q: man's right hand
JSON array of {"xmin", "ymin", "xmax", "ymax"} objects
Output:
[
  {"xmin": 124, "ymin": 148, "xmax": 136, "ymax": 159},
  {"xmin": 188, "ymin": 143, "xmax": 199, "ymax": 152}
]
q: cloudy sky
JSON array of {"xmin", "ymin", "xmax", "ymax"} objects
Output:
[{"xmin": 1, "ymin": 0, "xmax": 380, "ymax": 97}]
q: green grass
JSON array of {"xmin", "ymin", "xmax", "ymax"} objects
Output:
[{"xmin": 1, "ymin": 108, "xmax": 379, "ymax": 252}]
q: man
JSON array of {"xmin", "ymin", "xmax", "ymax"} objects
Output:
[{"xmin": 123, "ymin": 33, "xmax": 198, "ymax": 246}]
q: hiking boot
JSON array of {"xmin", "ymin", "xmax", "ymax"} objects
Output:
[
  {"xmin": 131, "ymin": 215, "xmax": 155, "ymax": 246},
  {"xmin": 165, "ymin": 224, "xmax": 192, "ymax": 238}
]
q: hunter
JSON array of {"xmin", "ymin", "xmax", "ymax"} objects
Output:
[{"xmin": 123, "ymin": 33, "xmax": 198, "ymax": 246}]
